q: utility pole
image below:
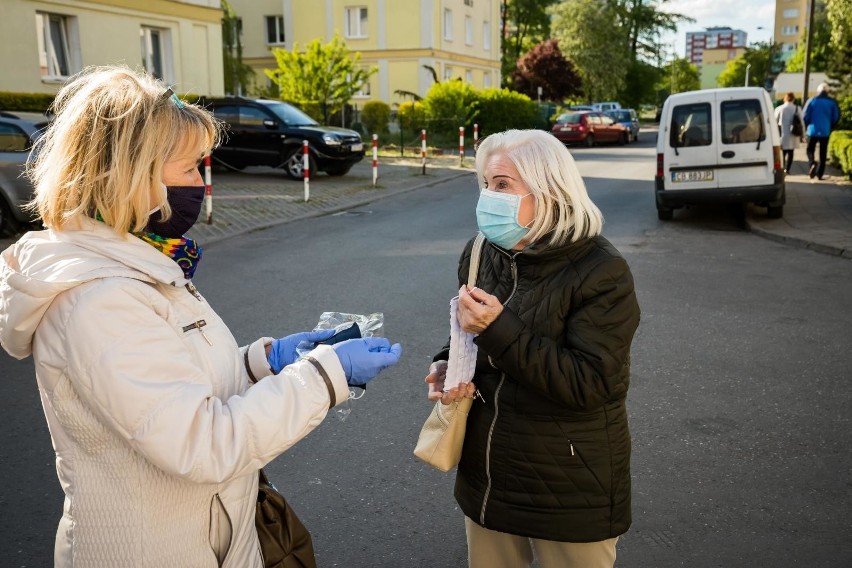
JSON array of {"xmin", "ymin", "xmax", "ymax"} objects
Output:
[{"xmin": 802, "ymin": 0, "xmax": 817, "ymax": 101}]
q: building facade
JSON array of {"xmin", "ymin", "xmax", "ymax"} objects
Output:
[
  {"xmin": 0, "ymin": 0, "xmax": 225, "ymax": 96},
  {"xmin": 773, "ymin": 0, "xmax": 827, "ymax": 64},
  {"xmin": 699, "ymin": 47, "xmax": 747, "ymax": 89},
  {"xmin": 227, "ymin": 0, "xmax": 502, "ymax": 107},
  {"xmin": 685, "ymin": 27, "xmax": 747, "ymax": 67}
]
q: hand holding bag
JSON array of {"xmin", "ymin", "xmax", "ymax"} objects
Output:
[
  {"xmin": 413, "ymin": 233, "xmax": 485, "ymax": 472},
  {"xmin": 256, "ymin": 468, "xmax": 317, "ymax": 568}
]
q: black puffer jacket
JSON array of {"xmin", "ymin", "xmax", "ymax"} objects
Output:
[{"xmin": 434, "ymin": 234, "xmax": 640, "ymax": 542}]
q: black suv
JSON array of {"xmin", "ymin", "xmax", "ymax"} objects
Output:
[{"xmin": 203, "ymin": 98, "xmax": 365, "ymax": 179}]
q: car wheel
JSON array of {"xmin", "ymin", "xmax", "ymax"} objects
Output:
[
  {"xmin": 618, "ymin": 133, "xmax": 627, "ymax": 146},
  {"xmin": 283, "ymin": 151, "xmax": 316, "ymax": 181},
  {"xmin": 584, "ymin": 134, "xmax": 595, "ymax": 148},
  {"xmin": 633, "ymin": 132, "xmax": 639, "ymax": 143},
  {"xmin": 767, "ymin": 205, "xmax": 783, "ymax": 219},
  {"xmin": 0, "ymin": 196, "xmax": 20, "ymax": 237},
  {"xmin": 325, "ymin": 164, "xmax": 353, "ymax": 177},
  {"xmin": 656, "ymin": 205, "xmax": 674, "ymax": 221}
]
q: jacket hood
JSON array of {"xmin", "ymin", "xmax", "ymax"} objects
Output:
[{"xmin": 0, "ymin": 218, "xmax": 186, "ymax": 359}]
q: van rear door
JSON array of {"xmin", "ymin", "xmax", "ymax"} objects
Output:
[
  {"xmin": 716, "ymin": 91, "xmax": 773, "ymax": 189},
  {"xmin": 664, "ymin": 94, "xmax": 718, "ymax": 190}
]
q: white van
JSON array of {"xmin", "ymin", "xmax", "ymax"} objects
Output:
[
  {"xmin": 592, "ymin": 101, "xmax": 621, "ymax": 112},
  {"xmin": 654, "ymin": 87, "xmax": 785, "ymax": 220}
]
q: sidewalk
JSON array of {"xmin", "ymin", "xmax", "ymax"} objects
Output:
[
  {"xmin": 187, "ymin": 155, "xmax": 472, "ymax": 245},
  {"xmin": 746, "ymin": 145, "xmax": 852, "ymax": 259}
]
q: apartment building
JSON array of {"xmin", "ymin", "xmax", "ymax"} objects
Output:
[
  {"xmin": 685, "ymin": 27, "xmax": 747, "ymax": 67},
  {"xmin": 699, "ymin": 47, "xmax": 748, "ymax": 89},
  {"xmin": 773, "ymin": 0, "xmax": 825, "ymax": 64},
  {"xmin": 227, "ymin": 0, "xmax": 501, "ymax": 106},
  {"xmin": 0, "ymin": 0, "xmax": 225, "ymax": 96}
]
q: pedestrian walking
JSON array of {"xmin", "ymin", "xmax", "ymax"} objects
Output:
[
  {"xmin": 0, "ymin": 65, "xmax": 402, "ymax": 567},
  {"xmin": 774, "ymin": 92, "xmax": 804, "ymax": 174},
  {"xmin": 424, "ymin": 129, "xmax": 640, "ymax": 568},
  {"xmin": 803, "ymin": 82, "xmax": 841, "ymax": 180}
]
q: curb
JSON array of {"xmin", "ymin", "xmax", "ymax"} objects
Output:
[
  {"xmin": 744, "ymin": 218, "xmax": 852, "ymax": 259},
  {"xmin": 201, "ymin": 169, "xmax": 472, "ymax": 246}
]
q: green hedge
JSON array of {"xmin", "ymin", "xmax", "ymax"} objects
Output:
[
  {"xmin": 828, "ymin": 130, "xmax": 852, "ymax": 180},
  {"xmin": 0, "ymin": 92, "xmax": 56, "ymax": 113}
]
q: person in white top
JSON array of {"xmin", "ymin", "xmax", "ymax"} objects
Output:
[
  {"xmin": 774, "ymin": 92, "xmax": 803, "ymax": 174},
  {"xmin": 0, "ymin": 65, "xmax": 401, "ymax": 568}
]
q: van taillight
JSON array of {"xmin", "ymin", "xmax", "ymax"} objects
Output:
[
  {"xmin": 772, "ymin": 146, "xmax": 782, "ymax": 172},
  {"xmin": 656, "ymin": 153, "xmax": 664, "ymax": 177}
]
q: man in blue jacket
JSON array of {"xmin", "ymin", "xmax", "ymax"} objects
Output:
[{"xmin": 803, "ymin": 82, "xmax": 841, "ymax": 180}]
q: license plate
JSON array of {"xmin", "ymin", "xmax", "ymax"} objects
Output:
[
  {"xmin": 560, "ymin": 126, "xmax": 573, "ymax": 131},
  {"xmin": 350, "ymin": 143, "xmax": 363, "ymax": 152},
  {"xmin": 672, "ymin": 170, "xmax": 714, "ymax": 183}
]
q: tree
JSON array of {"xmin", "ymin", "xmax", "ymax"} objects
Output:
[
  {"xmin": 654, "ymin": 57, "xmax": 699, "ymax": 102},
  {"xmin": 826, "ymin": 0, "xmax": 852, "ymax": 94},
  {"xmin": 265, "ymin": 35, "xmax": 376, "ymax": 124},
  {"xmin": 221, "ymin": 0, "xmax": 254, "ymax": 96},
  {"xmin": 785, "ymin": 1, "xmax": 831, "ymax": 72},
  {"xmin": 501, "ymin": 0, "xmax": 559, "ymax": 86},
  {"xmin": 511, "ymin": 39, "xmax": 582, "ymax": 102},
  {"xmin": 717, "ymin": 42, "xmax": 781, "ymax": 89}
]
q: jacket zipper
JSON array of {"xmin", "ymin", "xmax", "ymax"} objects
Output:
[
  {"xmin": 185, "ymin": 282, "xmax": 203, "ymax": 301},
  {"xmin": 479, "ymin": 250, "xmax": 520, "ymax": 524},
  {"xmin": 183, "ymin": 319, "xmax": 212, "ymax": 345},
  {"xmin": 211, "ymin": 493, "xmax": 233, "ymax": 567}
]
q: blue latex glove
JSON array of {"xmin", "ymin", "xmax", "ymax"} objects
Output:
[
  {"xmin": 333, "ymin": 337, "xmax": 403, "ymax": 386},
  {"xmin": 268, "ymin": 329, "xmax": 336, "ymax": 374}
]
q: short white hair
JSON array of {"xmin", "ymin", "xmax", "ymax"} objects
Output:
[
  {"xmin": 474, "ymin": 129, "xmax": 603, "ymax": 246},
  {"xmin": 817, "ymin": 82, "xmax": 829, "ymax": 93}
]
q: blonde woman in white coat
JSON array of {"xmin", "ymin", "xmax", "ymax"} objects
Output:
[
  {"xmin": 774, "ymin": 92, "xmax": 803, "ymax": 174},
  {"xmin": 0, "ymin": 66, "xmax": 401, "ymax": 568}
]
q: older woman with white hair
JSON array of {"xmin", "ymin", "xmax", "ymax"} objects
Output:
[{"xmin": 425, "ymin": 129, "xmax": 641, "ymax": 568}]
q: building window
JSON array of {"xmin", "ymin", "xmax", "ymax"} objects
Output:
[
  {"xmin": 782, "ymin": 25, "xmax": 799, "ymax": 36},
  {"xmin": 465, "ymin": 16, "xmax": 473, "ymax": 45},
  {"xmin": 783, "ymin": 9, "xmax": 799, "ymax": 18},
  {"xmin": 140, "ymin": 27, "xmax": 170, "ymax": 81},
  {"xmin": 483, "ymin": 21, "xmax": 491, "ymax": 50},
  {"xmin": 465, "ymin": 70, "xmax": 473, "ymax": 83},
  {"xmin": 464, "ymin": 0, "xmax": 474, "ymax": 6},
  {"xmin": 483, "ymin": 71, "xmax": 491, "ymax": 88},
  {"xmin": 265, "ymin": 15, "xmax": 285, "ymax": 44},
  {"xmin": 36, "ymin": 12, "xmax": 74, "ymax": 79},
  {"xmin": 443, "ymin": 9, "xmax": 453, "ymax": 41},
  {"xmin": 443, "ymin": 65, "xmax": 453, "ymax": 81},
  {"xmin": 345, "ymin": 7, "xmax": 368, "ymax": 38},
  {"xmin": 350, "ymin": 70, "xmax": 371, "ymax": 97}
]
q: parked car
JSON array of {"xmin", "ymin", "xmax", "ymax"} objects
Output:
[
  {"xmin": 202, "ymin": 97, "xmax": 365, "ymax": 179},
  {"xmin": 606, "ymin": 108, "xmax": 640, "ymax": 142},
  {"xmin": 654, "ymin": 87, "xmax": 785, "ymax": 220},
  {"xmin": 568, "ymin": 105, "xmax": 594, "ymax": 111},
  {"xmin": 0, "ymin": 110, "xmax": 50, "ymax": 236},
  {"xmin": 550, "ymin": 111, "xmax": 630, "ymax": 147},
  {"xmin": 591, "ymin": 101, "xmax": 622, "ymax": 112}
]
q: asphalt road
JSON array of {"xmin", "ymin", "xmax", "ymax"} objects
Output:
[{"xmin": 2, "ymin": 136, "xmax": 851, "ymax": 567}]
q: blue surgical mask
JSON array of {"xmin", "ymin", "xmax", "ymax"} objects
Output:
[{"xmin": 475, "ymin": 188, "xmax": 532, "ymax": 249}]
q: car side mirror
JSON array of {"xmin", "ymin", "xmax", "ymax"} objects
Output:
[{"xmin": 263, "ymin": 119, "xmax": 277, "ymax": 129}]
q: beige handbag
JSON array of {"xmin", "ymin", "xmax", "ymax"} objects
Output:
[{"xmin": 414, "ymin": 233, "xmax": 485, "ymax": 472}]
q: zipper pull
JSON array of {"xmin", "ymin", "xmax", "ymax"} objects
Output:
[
  {"xmin": 182, "ymin": 320, "xmax": 212, "ymax": 345},
  {"xmin": 570, "ymin": 442, "xmax": 575, "ymax": 456},
  {"xmin": 185, "ymin": 282, "xmax": 203, "ymax": 302},
  {"xmin": 475, "ymin": 389, "xmax": 485, "ymax": 404}
]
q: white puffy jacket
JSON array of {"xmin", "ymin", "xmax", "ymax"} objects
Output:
[{"xmin": 0, "ymin": 219, "xmax": 350, "ymax": 567}]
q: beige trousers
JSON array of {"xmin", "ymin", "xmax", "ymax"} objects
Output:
[{"xmin": 465, "ymin": 517, "xmax": 618, "ymax": 568}]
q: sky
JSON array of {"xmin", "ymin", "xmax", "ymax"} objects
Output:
[{"xmin": 659, "ymin": 0, "xmax": 776, "ymax": 59}]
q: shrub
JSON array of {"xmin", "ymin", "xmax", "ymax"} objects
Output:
[
  {"xmin": 0, "ymin": 92, "xmax": 56, "ymax": 113},
  {"xmin": 828, "ymin": 130, "xmax": 852, "ymax": 180},
  {"xmin": 361, "ymin": 100, "xmax": 391, "ymax": 135},
  {"xmin": 474, "ymin": 88, "xmax": 540, "ymax": 136},
  {"xmin": 398, "ymin": 101, "xmax": 426, "ymax": 135},
  {"xmin": 421, "ymin": 80, "xmax": 480, "ymax": 142},
  {"xmin": 836, "ymin": 95, "xmax": 852, "ymax": 131}
]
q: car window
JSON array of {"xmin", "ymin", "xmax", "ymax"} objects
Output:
[
  {"xmin": 588, "ymin": 114, "xmax": 602, "ymax": 125},
  {"xmin": 0, "ymin": 123, "xmax": 30, "ymax": 152},
  {"xmin": 265, "ymin": 102, "xmax": 318, "ymax": 127},
  {"xmin": 721, "ymin": 99, "xmax": 765, "ymax": 144},
  {"xmin": 611, "ymin": 111, "xmax": 630, "ymax": 121},
  {"xmin": 556, "ymin": 113, "xmax": 582, "ymax": 124},
  {"xmin": 670, "ymin": 103, "xmax": 711, "ymax": 148},
  {"xmin": 239, "ymin": 106, "xmax": 272, "ymax": 127},
  {"xmin": 601, "ymin": 115, "xmax": 614, "ymax": 125},
  {"xmin": 213, "ymin": 105, "xmax": 239, "ymax": 124}
]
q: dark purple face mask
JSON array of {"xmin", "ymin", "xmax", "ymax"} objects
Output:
[{"xmin": 145, "ymin": 185, "xmax": 205, "ymax": 238}]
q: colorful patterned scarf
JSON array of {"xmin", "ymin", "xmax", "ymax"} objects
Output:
[{"xmin": 137, "ymin": 232, "xmax": 203, "ymax": 280}]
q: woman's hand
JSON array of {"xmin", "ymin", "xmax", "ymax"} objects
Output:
[
  {"xmin": 425, "ymin": 360, "xmax": 476, "ymax": 405},
  {"xmin": 457, "ymin": 285, "xmax": 503, "ymax": 334}
]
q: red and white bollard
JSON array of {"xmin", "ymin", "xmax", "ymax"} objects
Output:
[
  {"xmin": 203, "ymin": 155, "xmax": 212, "ymax": 224},
  {"xmin": 303, "ymin": 141, "xmax": 310, "ymax": 202},
  {"xmin": 473, "ymin": 123, "xmax": 479, "ymax": 152},
  {"xmin": 372, "ymin": 134, "xmax": 378, "ymax": 187},
  {"xmin": 421, "ymin": 129, "xmax": 427, "ymax": 175},
  {"xmin": 459, "ymin": 126, "xmax": 465, "ymax": 167}
]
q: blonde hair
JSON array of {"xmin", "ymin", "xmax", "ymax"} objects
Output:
[
  {"xmin": 475, "ymin": 129, "xmax": 603, "ymax": 246},
  {"xmin": 27, "ymin": 66, "xmax": 221, "ymax": 233}
]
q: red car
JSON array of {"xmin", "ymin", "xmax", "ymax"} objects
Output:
[{"xmin": 550, "ymin": 111, "xmax": 629, "ymax": 147}]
